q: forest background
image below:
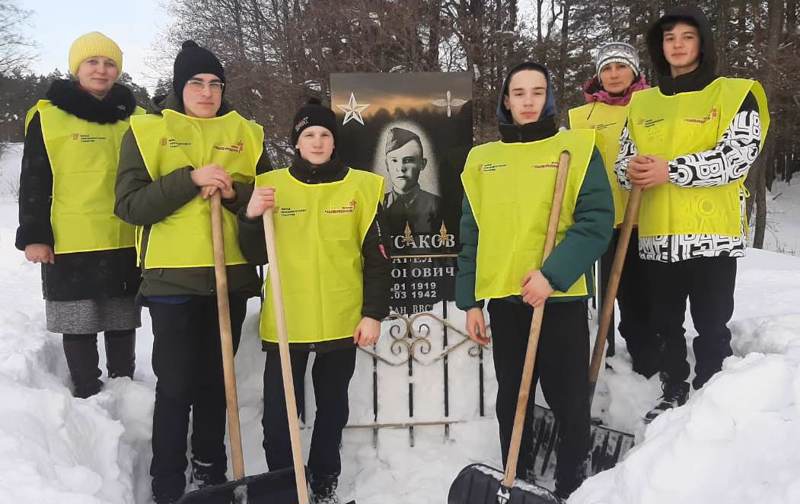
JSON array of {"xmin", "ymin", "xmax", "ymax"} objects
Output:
[{"xmin": 1, "ymin": 0, "xmax": 797, "ymax": 248}]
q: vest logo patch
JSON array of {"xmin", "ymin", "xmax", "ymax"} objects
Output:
[
  {"xmin": 71, "ymin": 133, "xmax": 107, "ymax": 143},
  {"xmin": 532, "ymin": 161, "xmax": 559, "ymax": 169},
  {"xmin": 636, "ymin": 118, "xmax": 665, "ymax": 128},
  {"xmin": 481, "ymin": 163, "xmax": 507, "ymax": 173},
  {"xmin": 594, "ymin": 121, "xmax": 618, "ymax": 131},
  {"xmin": 160, "ymin": 137, "xmax": 192, "ymax": 148},
  {"xmin": 277, "ymin": 206, "xmax": 307, "ymax": 217},
  {"xmin": 213, "ymin": 141, "xmax": 245, "ymax": 153},
  {"xmin": 684, "ymin": 107, "xmax": 719, "ymax": 125},
  {"xmin": 324, "ymin": 200, "xmax": 357, "ymax": 215}
]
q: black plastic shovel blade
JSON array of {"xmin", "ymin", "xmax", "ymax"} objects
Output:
[
  {"xmin": 177, "ymin": 467, "xmax": 298, "ymax": 504},
  {"xmin": 448, "ymin": 463, "xmax": 561, "ymax": 504},
  {"xmin": 531, "ymin": 404, "xmax": 635, "ymax": 479}
]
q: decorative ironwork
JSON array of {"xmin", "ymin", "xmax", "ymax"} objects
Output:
[
  {"xmin": 357, "ymin": 311, "xmax": 489, "ymax": 366},
  {"xmin": 338, "ymin": 307, "xmax": 492, "ymax": 447}
]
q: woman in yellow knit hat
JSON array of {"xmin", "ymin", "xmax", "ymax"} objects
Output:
[{"xmin": 16, "ymin": 31, "xmax": 143, "ymax": 398}]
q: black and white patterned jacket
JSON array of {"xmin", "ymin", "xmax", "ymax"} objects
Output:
[{"xmin": 615, "ymin": 93, "xmax": 761, "ymax": 263}]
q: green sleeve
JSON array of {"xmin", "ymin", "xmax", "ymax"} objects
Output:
[
  {"xmin": 540, "ymin": 148, "xmax": 613, "ymax": 292},
  {"xmin": 455, "ymin": 195, "xmax": 484, "ymax": 310},
  {"xmin": 114, "ymin": 130, "xmax": 198, "ymax": 225}
]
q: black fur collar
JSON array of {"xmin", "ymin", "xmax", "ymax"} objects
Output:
[{"xmin": 46, "ymin": 79, "xmax": 137, "ymax": 124}]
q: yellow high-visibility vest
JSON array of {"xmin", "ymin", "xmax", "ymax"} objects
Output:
[
  {"xmin": 462, "ymin": 129, "xmax": 596, "ymax": 300},
  {"xmin": 25, "ymin": 100, "xmax": 143, "ymax": 254},
  {"xmin": 627, "ymin": 77, "xmax": 769, "ymax": 237},
  {"xmin": 569, "ymin": 101, "xmax": 630, "ymax": 227},
  {"xmin": 258, "ymin": 167, "xmax": 383, "ymax": 344},
  {"xmin": 129, "ymin": 109, "xmax": 264, "ymax": 268}
]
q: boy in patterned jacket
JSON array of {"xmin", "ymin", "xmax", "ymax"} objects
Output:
[{"xmin": 615, "ymin": 6, "xmax": 769, "ymax": 421}]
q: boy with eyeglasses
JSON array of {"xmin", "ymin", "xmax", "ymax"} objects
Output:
[{"xmin": 114, "ymin": 40, "xmax": 271, "ymax": 504}]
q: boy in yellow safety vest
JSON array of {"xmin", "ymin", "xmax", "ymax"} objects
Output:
[
  {"xmin": 456, "ymin": 62, "xmax": 614, "ymax": 500},
  {"xmin": 615, "ymin": 6, "xmax": 769, "ymax": 422},
  {"xmin": 568, "ymin": 42, "xmax": 658, "ymax": 377},
  {"xmin": 238, "ymin": 99, "xmax": 391, "ymax": 504},
  {"xmin": 114, "ymin": 41, "xmax": 271, "ymax": 504}
]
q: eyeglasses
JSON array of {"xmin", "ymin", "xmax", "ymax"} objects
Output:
[{"xmin": 186, "ymin": 79, "xmax": 225, "ymax": 93}]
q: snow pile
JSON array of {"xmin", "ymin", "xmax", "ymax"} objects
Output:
[
  {"xmin": 571, "ymin": 351, "xmax": 800, "ymax": 504},
  {"xmin": 571, "ymin": 251, "xmax": 800, "ymax": 504},
  {"xmin": 0, "ymin": 268, "xmax": 154, "ymax": 504}
]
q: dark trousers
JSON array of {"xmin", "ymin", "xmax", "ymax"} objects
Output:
[
  {"xmin": 63, "ymin": 329, "xmax": 136, "ymax": 398},
  {"xmin": 646, "ymin": 257, "xmax": 736, "ymax": 389},
  {"xmin": 598, "ymin": 228, "xmax": 659, "ymax": 377},
  {"xmin": 488, "ymin": 299, "xmax": 591, "ymax": 497},
  {"xmin": 262, "ymin": 345, "xmax": 356, "ymax": 489},
  {"xmin": 148, "ymin": 295, "xmax": 247, "ymax": 502}
]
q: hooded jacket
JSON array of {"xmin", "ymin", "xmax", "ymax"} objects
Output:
[
  {"xmin": 645, "ymin": 5, "xmax": 717, "ymax": 96},
  {"xmin": 614, "ymin": 6, "xmax": 764, "ymax": 263},
  {"xmin": 114, "ymin": 92, "xmax": 269, "ymax": 299},
  {"xmin": 455, "ymin": 63, "xmax": 614, "ymax": 310},
  {"xmin": 16, "ymin": 79, "xmax": 141, "ymax": 301}
]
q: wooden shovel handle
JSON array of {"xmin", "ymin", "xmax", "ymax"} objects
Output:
[
  {"xmin": 588, "ymin": 186, "xmax": 643, "ymax": 400},
  {"xmin": 262, "ymin": 207, "xmax": 311, "ymax": 504},
  {"xmin": 210, "ymin": 192, "xmax": 245, "ymax": 480},
  {"xmin": 503, "ymin": 151, "xmax": 571, "ymax": 487}
]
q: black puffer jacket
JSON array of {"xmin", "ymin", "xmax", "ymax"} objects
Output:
[{"xmin": 16, "ymin": 80, "xmax": 141, "ymax": 301}]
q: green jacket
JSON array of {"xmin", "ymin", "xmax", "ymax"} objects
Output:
[
  {"xmin": 114, "ymin": 93, "xmax": 270, "ymax": 298},
  {"xmin": 455, "ymin": 148, "xmax": 613, "ymax": 310}
]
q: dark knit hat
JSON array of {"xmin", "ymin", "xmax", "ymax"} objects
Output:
[
  {"xmin": 291, "ymin": 98, "xmax": 338, "ymax": 147},
  {"xmin": 172, "ymin": 40, "xmax": 225, "ymax": 98}
]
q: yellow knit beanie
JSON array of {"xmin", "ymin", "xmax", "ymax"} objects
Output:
[{"xmin": 68, "ymin": 32, "xmax": 123, "ymax": 76}]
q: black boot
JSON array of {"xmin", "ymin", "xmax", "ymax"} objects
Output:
[
  {"xmin": 554, "ymin": 456, "xmax": 589, "ymax": 501},
  {"xmin": 105, "ymin": 329, "xmax": 136, "ymax": 379},
  {"xmin": 310, "ymin": 474, "xmax": 341, "ymax": 504},
  {"xmin": 63, "ymin": 334, "xmax": 103, "ymax": 398},
  {"xmin": 191, "ymin": 457, "xmax": 228, "ymax": 488},
  {"xmin": 645, "ymin": 379, "xmax": 689, "ymax": 423}
]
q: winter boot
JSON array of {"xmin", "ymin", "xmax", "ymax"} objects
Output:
[
  {"xmin": 554, "ymin": 456, "xmax": 589, "ymax": 501},
  {"xmin": 151, "ymin": 472, "xmax": 185, "ymax": 504},
  {"xmin": 191, "ymin": 458, "xmax": 228, "ymax": 489},
  {"xmin": 644, "ymin": 380, "xmax": 689, "ymax": 423},
  {"xmin": 104, "ymin": 329, "xmax": 136, "ymax": 379},
  {"xmin": 62, "ymin": 333, "xmax": 103, "ymax": 398},
  {"xmin": 310, "ymin": 474, "xmax": 341, "ymax": 504}
]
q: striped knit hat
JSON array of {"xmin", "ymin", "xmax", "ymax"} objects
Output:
[{"xmin": 595, "ymin": 42, "xmax": 640, "ymax": 78}]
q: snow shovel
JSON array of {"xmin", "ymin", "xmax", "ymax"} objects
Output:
[
  {"xmin": 261, "ymin": 206, "xmax": 358, "ymax": 504},
  {"xmin": 588, "ymin": 185, "xmax": 643, "ymax": 399},
  {"xmin": 177, "ymin": 193, "xmax": 298, "ymax": 504},
  {"xmin": 448, "ymin": 151, "xmax": 571, "ymax": 504},
  {"xmin": 259, "ymin": 204, "xmax": 313, "ymax": 504},
  {"xmin": 526, "ymin": 187, "xmax": 643, "ymax": 480},
  {"xmin": 582, "ymin": 187, "xmax": 643, "ymax": 467}
]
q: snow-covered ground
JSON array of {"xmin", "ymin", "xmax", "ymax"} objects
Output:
[{"xmin": 1, "ymin": 141, "xmax": 799, "ymax": 504}]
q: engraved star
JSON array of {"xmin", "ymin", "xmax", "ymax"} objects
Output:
[{"xmin": 336, "ymin": 92, "xmax": 370, "ymax": 125}]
